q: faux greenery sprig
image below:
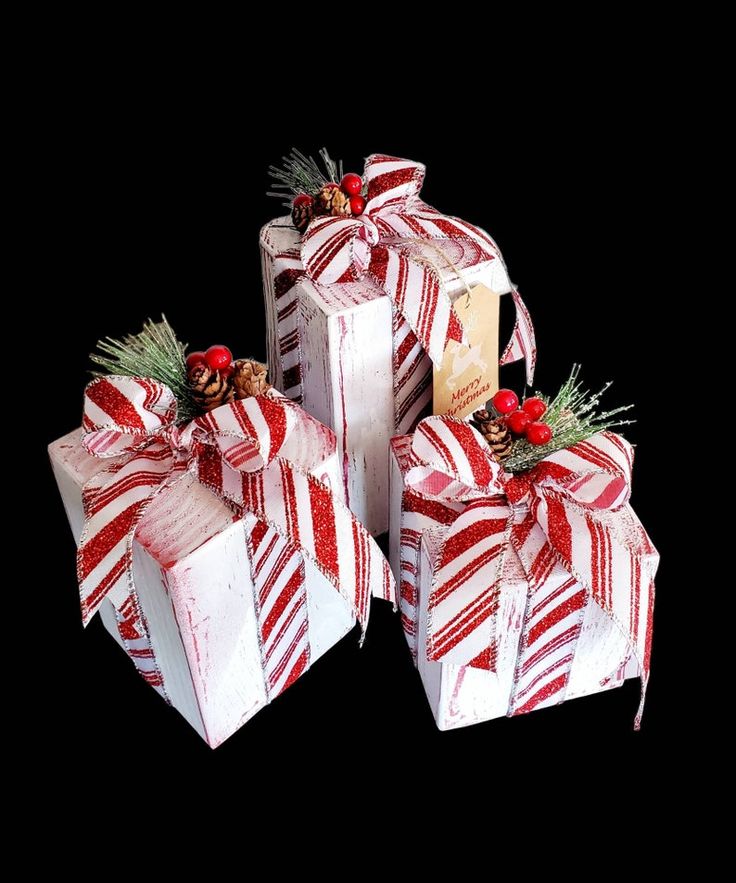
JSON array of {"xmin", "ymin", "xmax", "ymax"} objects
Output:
[
  {"xmin": 267, "ymin": 147, "xmax": 344, "ymax": 207},
  {"xmin": 502, "ymin": 365, "xmax": 634, "ymax": 473},
  {"xmin": 90, "ymin": 315, "xmax": 196, "ymax": 422}
]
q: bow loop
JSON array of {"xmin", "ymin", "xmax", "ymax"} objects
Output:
[
  {"xmin": 364, "ymin": 154, "xmax": 426, "ymax": 213},
  {"xmin": 189, "ymin": 394, "xmax": 298, "ymax": 473},
  {"xmin": 301, "ymin": 215, "xmax": 373, "ymax": 285},
  {"xmin": 82, "ymin": 376, "xmax": 177, "ymax": 458},
  {"xmin": 406, "ymin": 416, "xmax": 503, "ymax": 502},
  {"xmin": 528, "ymin": 432, "xmax": 633, "ymax": 512}
]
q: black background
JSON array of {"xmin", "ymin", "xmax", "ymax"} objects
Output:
[{"xmin": 32, "ymin": 67, "xmax": 690, "ymax": 819}]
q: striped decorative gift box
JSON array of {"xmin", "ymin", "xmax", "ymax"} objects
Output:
[
  {"xmin": 49, "ymin": 382, "xmax": 392, "ymax": 747},
  {"xmin": 260, "ymin": 154, "xmax": 535, "ymax": 536},
  {"xmin": 388, "ymin": 419, "xmax": 658, "ymax": 730}
]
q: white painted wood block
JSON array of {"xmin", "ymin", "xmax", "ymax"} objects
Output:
[
  {"xmin": 389, "ymin": 442, "xmax": 652, "ymax": 730},
  {"xmin": 260, "ymin": 218, "xmax": 512, "ymax": 536},
  {"xmin": 49, "ymin": 426, "xmax": 354, "ymax": 748}
]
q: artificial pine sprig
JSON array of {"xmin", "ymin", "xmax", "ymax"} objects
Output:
[
  {"xmin": 267, "ymin": 147, "xmax": 344, "ymax": 206},
  {"xmin": 90, "ymin": 315, "xmax": 197, "ymax": 422},
  {"xmin": 502, "ymin": 365, "xmax": 634, "ymax": 473}
]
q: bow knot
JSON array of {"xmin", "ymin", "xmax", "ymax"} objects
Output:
[
  {"xmin": 299, "ymin": 155, "xmax": 506, "ymax": 365},
  {"xmin": 77, "ymin": 375, "xmax": 394, "ymax": 632}
]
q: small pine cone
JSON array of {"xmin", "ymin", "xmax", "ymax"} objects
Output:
[
  {"xmin": 231, "ymin": 358, "xmax": 271, "ymax": 399},
  {"xmin": 314, "ymin": 184, "xmax": 352, "ymax": 217},
  {"xmin": 471, "ymin": 409, "xmax": 513, "ymax": 461},
  {"xmin": 188, "ymin": 363, "xmax": 234, "ymax": 412},
  {"xmin": 292, "ymin": 201, "xmax": 313, "ymax": 233}
]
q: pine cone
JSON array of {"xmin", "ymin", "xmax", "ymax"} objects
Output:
[
  {"xmin": 314, "ymin": 184, "xmax": 352, "ymax": 217},
  {"xmin": 471, "ymin": 409, "xmax": 513, "ymax": 461},
  {"xmin": 292, "ymin": 201, "xmax": 313, "ymax": 233},
  {"xmin": 188, "ymin": 363, "xmax": 234, "ymax": 412},
  {"xmin": 231, "ymin": 358, "xmax": 271, "ymax": 399}
]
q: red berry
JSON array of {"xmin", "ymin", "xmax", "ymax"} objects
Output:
[
  {"xmin": 205, "ymin": 345, "xmax": 233, "ymax": 371},
  {"xmin": 522, "ymin": 396, "xmax": 547, "ymax": 420},
  {"xmin": 350, "ymin": 194, "xmax": 366, "ymax": 215},
  {"xmin": 492, "ymin": 388, "xmax": 519, "ymax": 415},
  {"xmin": 186, "ymin": 351, "xmax": 206, "ymax": 369},
  {"xmin": 340, "ymin": 173, "xmax": 363, "ymax": 196},
  {"xmin": 293, "ymin": 194, "xmax": 314, "ymax": 208},
  {"xmin": 506, "ymin": 409, "xmax": 531, "ymax": 435},
  {"xmin": 526, "ymin": 421, "xmax": 553, "ymax": 446},
  {"xmin": 220, "ymin": 364, "xmax": 234, "ymax": 379}
]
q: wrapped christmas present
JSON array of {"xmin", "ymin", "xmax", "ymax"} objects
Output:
[
  {"xmin": 388, "ymin": 372, "xmax": 658, "ymax": 729},
  {"xmin": 261, "ymin": 151, "xmax": 536, "ymax": 535},
  {"xmin": 49, "ymin": 319, "xmax": 393, "ymax": 747}
]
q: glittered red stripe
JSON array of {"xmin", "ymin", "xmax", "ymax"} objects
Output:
[
  {"xmin": 86, "ymin": 379, "xmax": 146, "ymax": 431},
  {"xmin": 78, "ymin": 502, "xmax": 139, "ymax": 580}
]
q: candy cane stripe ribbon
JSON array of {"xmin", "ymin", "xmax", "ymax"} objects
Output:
[
  {"xmin": 77, "ymin": 376, "xmax": 394, "ymax": 664},
  {"xmin": 405, "ymin": 416, "xmax": 655, "ymax": 728},
  {"xmin": 300, "ymin": 154, "xmax": 536, "ymax": 376}
]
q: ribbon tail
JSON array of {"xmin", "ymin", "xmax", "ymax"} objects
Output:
[
  {"xmin": 426, "ymin": 501, "xmax": 512, "ymax": 669},
  {"xmin": 500, "ymin": 289, "xmax": 537, "ymax": 387},
  {"xmin": 537, "ymin": 490, "xmax": 657, "ymax": 728},
  {"xmin": 369, "ymin": 244, "xmax": 465, "ymax": 366},
  {"xmin": 243, "ymin": 459, "xmax": 395, "ymax": 633},
  {"xmin": 77, "ymin": 443, "xmax": 177, "ymax": 625}
]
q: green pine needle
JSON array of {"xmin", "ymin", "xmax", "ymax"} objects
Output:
[
  {"xmin": 267, "ymin": 147, "xmax": 344, "ymax": 207},
  {"xmin": 90, "ymin": 315, "xmax": 196, "ymax": 422},
  {"xmin": 502, "ymin": 365, "xmax": 634, "ymax": 473}
]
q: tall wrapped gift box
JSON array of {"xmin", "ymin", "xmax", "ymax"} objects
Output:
[
  {"xmin": 261, "ymin": 154, "xmax": 536, "ymax": 535},
  {"xmin": 388, "ymin": 416, "xmax": 658, "ymax": 730},
  {"xmin": 50, "ymin": 378, "xmax": 393, "ymax": 747}
]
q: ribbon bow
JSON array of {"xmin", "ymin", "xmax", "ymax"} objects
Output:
[
  {"xmin": 77, "ymin": 375, "xmax": 394, "ymax": 640},
  {"xmin": 404, "ymin": 415, "xmax": 655, "ymax": 726},
  {"xmin": 301, "ymin": 154, "xmax": 535, "ymax": 379}
]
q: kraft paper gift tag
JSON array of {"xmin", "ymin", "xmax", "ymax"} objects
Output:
[{"xmin": 433, "ymin": 284, "xmax": 500, "ymax": 419}]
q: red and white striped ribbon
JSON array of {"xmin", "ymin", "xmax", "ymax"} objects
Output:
[
  {"xmin": 401, "ymin": 415, "xmax": 656, "ymax": 728},
  {"xmin": 271, "ymin": 154, "xmax": 536, "ymax": 408},
  {"xmin": 77, "ymin": 376, "xmax": 394, "ymax": 700}
]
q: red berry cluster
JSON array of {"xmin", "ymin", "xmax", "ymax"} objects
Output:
[
  {"xmin": 186, "ymin": 344, "xmax": 234, "ymax": 377},
  {"xmin": 491, "ymin": 389, "xmax": 553, "ymax": 446},
  {"xmin": 339, "ymin": 173, "xmax": 366, "ymax": 216}
]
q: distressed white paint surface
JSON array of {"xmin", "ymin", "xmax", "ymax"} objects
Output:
[
  {"xmin": 389, "ymin": 444, "xmax": 650, "ymax": 731},
  {"xmin": 49, "ymin": 426, "xmax": 353, "ymax": 747},
  {"xmin": 260, "ymin": 218, "xmax": 512, "ymax": 536}
]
